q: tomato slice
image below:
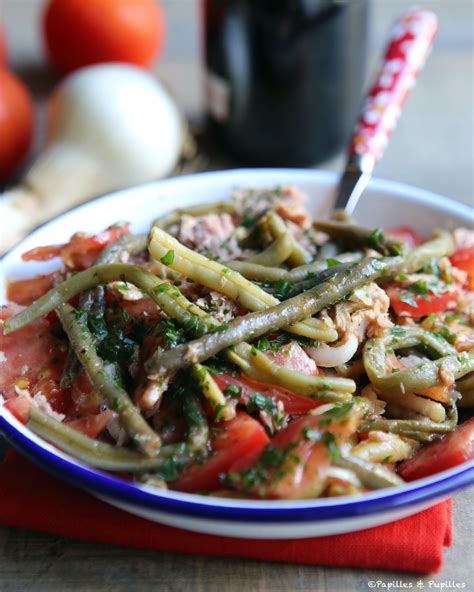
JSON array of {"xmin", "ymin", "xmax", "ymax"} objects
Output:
[
  {"xmin": 7, "ymin": 273, "xmax": 57, "ymax": 305},
  {"xmin": 213, "ymin": 374, "xmax": 322, "ymax": 415},
  {"xmin": 22, "ymin": 223, "xmax": 130, "ymax": 270},
  {"xmin": 227, "ymin": 415, "xmax": 330, "ymax": 499},
  {"xmin": 0, "ymin": 305, "xmax": 68, "ymax": 405},
  {"xmin": 387, "ymin": 286, "xmax": 457, "ymax": 318},
  {"xmin": 2, "ymin": 397, "xmax": 32, "ymax": 424},
  {"xmin": 450, "ymin": 246, "xmax": 474, "ymax": 290},
  {"xmin": 386, "ymin": 227, "xmax": 424, "ymax": 248},
  {"xmin": 172, "ymin": 411, "xmax": 269, "ymax": 493},
  {"xmin": 398, "ymin": 418, "xmax": 474, "ymax": 481}
]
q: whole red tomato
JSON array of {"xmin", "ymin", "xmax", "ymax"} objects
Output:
[
  {"xmin": 43, "ymin": 0, "xmax": 166, "ymax": 75},
  {"xmin": 0, "ymin": 69, "xmax": 34, "ymax": 180}
]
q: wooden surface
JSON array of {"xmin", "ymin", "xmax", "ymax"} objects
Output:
[{"xmin": 1, "ymin": 1, "xmax": 473, "ymax": 590}]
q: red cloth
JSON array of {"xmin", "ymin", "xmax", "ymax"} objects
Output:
[{"xmin": 0, "ymin": 450, "xmax": 451, "ymax": 573}]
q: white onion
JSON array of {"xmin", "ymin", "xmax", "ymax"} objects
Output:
[
  {"xmin": 305, "ymin": 334, "xmax": 359, "ymax": 368},
  {"xmin": 0, "ymin": 64, "xmax": 183, "ymax": 252}
]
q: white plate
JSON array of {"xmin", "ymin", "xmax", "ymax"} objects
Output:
[{"xmin": 1, "ymin": 169, "xmax": 473, "ymax": 539}]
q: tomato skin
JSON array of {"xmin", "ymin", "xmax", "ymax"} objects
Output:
[
  {"xmin": 172, "ymin": 412, "xmax": 269, "ymax": 493},
  {"xmin": 388, "ymin": 286, "xmax": 457, "ymax": 318},
  {"xmin": 43, "ymin": 0, "xmax": 166, "ymax": 75},
  {"xmin": 7, "ymin": 273, "xmax": 57, "ymax": 306},
  {"xmin": 386, "ymin": 227, "xmax": 424, "ymax": 248},
  {"xmin": 214, "ymin": 374, "xmax": 321, "ymax": 416},
  {"xmin": 398, "ymin": 418, "xmax": 474, "ymax": 481},
  {"xmin": 450, "ymin": 247, "xmax": 474, "ymax": 290},
  {"xmin": 0, "ymin": 70, "xmax": 34, "ymax": 180}
]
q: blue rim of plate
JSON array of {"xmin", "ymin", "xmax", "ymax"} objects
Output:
[{"xmin": 1, "ymin": 412, "xmax": 473, "ymax": 523}]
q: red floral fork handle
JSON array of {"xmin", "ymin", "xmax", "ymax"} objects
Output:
[
  {"xmin": 334, "ymin": 8, "xmax": 438, "ymax": 213},
  {"xmin": 351, "ymin": 8, "xmax": 439, "ymax": 163}
]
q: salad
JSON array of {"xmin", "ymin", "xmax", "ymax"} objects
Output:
[{"xmin": 1, "ymin": 186, "xmax": 473, "ymax": 499}]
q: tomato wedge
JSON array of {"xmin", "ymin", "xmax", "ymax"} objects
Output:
[
  {"xmin": 398, "ymin": 418, "xmax": 474, "ymax": 481},
  {"xmin": 387, "ymin": 286, "xmax": 457, "ymax": 318},
  {"xmin": 66, "ymin": 410, "xmax": 114, "ymax": 439},
  {"xmin": 22, "ymin": 223, "xmax": 130, "ymax": 270},
  {"xmin": 7, "ymin": 273, "xmax": 57, "ymax": 305},
  {"xmin": 386, "ymin": 227, "xmax": 424, "ymax": 248},
  {"xmin": 450, "ymin": 246, "xmax": 474, "ymax": 290},
  {"xmin": 227, "ymin": 405, "xmax": 361, "ymax": 499},
  {"xmin": 172, "ymin": 411, "xmax": 269, "ymax": 493},
  {"xmin": 213, "ymin": 374, "xmax": 322, "ymax": 415}
]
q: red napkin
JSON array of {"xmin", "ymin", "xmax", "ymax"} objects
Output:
[{"xmin": 0, "ymin": 450, "xmax": 451, "ymax": 573}]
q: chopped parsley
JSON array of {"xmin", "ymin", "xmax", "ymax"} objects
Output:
[
  {"xmin": 271, "ymin": 280, "xmax": 294, "ymax": 300},
  {"xmin": 367, "ymin": 228, "xmax": 385, "ymax": 251},
  {"xmin": 246, "ymin": 393, "xmax": 277, "ymax": 415},
  {"xmin": 160, "ymin": 249, "xmax": 175, "ymax": 266}
]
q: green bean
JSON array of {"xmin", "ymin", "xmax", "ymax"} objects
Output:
[
  {"xmin": 277, "ymin": 263, "xmax": 354, "ymax": 298},
  {"xmin": 146, "ymin": 256, "xmax": 400, "ymax": 375},
  {"xmin": 192, "ymin": 364, "xmax": 236, "ymax": 420},
  {"xmin": 313, "ymin": 220, "xmax": 404, "ymax": 256},
  {"xmin": 56, "ymin": 303, "xmax": 162, "ymax": 457},
  {"xmin": 264, "ymin": 211, "xmax": 312, "ymax": 266},
  {"xmin": 153, "ymin": 201, "xmax": 235, "ymax": 229},
  {"xmin": 244, "ymin": 234, "xmax": 293, "ymax": 266},
  {"xmin": 363, "ymin": 326, "xmax": 474, "ymax": 395},
  {"xmin": 181, "ymin": 387, "xmax": 210, "ymax": 453},
  {"xmin": 28, "ymin": 406, "xmax": 188, "ymax": 472},
  {"xmin": 334, "ymin": 456, "xmax": 405, "ymax": 489},
  {"xmin": 225, "ymin": 261, "xmax": 292, "ymax": 282},
  {"xmin": 3, "ymin": 263, "xmax": 210, "ymax": 336},
  {"xmin": 360, "ymin": 406, "xmax": 458, "ymax": 439},
  {"xmin": 61, "ymin": 234, "xmax": 147, "ymax": 388},
  {"xmin": 226, "ymin": 252, "xmax": 362, "ymax": 283},
  {"xmin": 402, "ymin": 231, "xmax": 455, "ymax": 273},
  {"xmin": 148, "ymin": 225, "xmax": 337, "ymax": 341}
]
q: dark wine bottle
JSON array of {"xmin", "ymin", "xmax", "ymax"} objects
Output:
[{"xmin": 204, "ymin": 0, "xmax": 369, "ymax": 166}]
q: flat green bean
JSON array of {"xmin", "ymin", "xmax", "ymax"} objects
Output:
[
  {"xmin": 244, "ymin": 234, "xmax": 293, "ymax": 266},
  {"xmin": 28, "ymin": 406, "xmax": 188, "ymax": 472},
  {"xmin": 57, "ymin": 303, "xmax": 162, "ymax": 457},
  {"xmin": 264, "ymin": 211, "xmax": 312, "ymax": 266},
  {"xmin": 153, "ymin": 201, "xmax": 235, "ymax": 230},
  {"xmin": 313, "ymin": 220, "xmax": 403, "ymax": 256}
]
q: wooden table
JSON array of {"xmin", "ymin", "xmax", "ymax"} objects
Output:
[{"xmin": 1, "ymin": 1, "xmax": 473, "ymax": 590}]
